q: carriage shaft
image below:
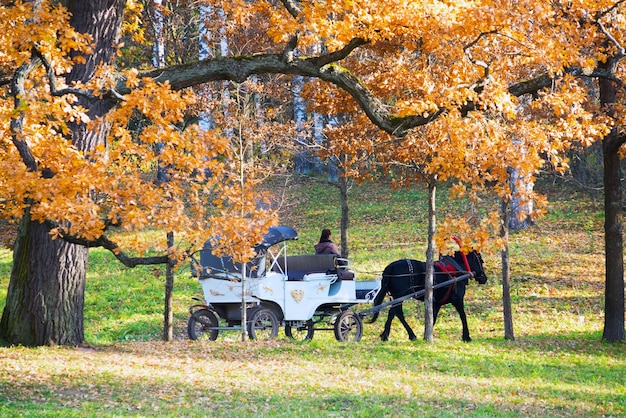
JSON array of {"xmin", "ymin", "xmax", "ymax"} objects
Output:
[{"xmin": 358, "ymin": 272, "xmax": 473, "ymax": 317}]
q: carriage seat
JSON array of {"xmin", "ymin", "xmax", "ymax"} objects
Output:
[{"xmin": 274, "ymin": 254, "xmax": 337, "ymax": 281}]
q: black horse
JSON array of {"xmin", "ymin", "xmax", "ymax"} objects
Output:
[{"xmin": 370, "ymin": 251, "xmax": 488, "ymax": 342}]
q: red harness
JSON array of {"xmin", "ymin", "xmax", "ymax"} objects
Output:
[
  {"xmin": 434, "ymin": 237, "xmax": 472, "ymax": 304},
  {"xmin": 434, "ymin": 257, "xmax": 458, "ymax": 305},
  {"xmin": 451, "ymin": 236, "xmax": 472, "ymax": 272}
]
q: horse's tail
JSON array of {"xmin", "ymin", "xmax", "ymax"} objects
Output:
[{"xmin": 368, "ymin": 269, "xmax": 389, "ymax": 323}]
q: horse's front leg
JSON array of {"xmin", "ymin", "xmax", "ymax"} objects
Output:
[
  {"xmin": 380, "ymin": 304, "xmax": 396, "ymax": 341},
  {"xmin": 453, "ymin": 300, "xmax": 471, "ymax": 342},
  {"xmin": 395, "ymin": 304, "xmax": 417, "ymax": 341}
]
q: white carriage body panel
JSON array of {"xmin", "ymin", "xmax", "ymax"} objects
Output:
[
  {"xmin": 283, "ymin": 273, "xmax": 360, "ymax": 320},
  {"xmin": 194, "ymin": 228, "xmax": 381, "ymax": 323},
  {"xmin": 200, "ymin": 270, "xmax": 380, "ymax": 322},
  {"xmin": 199, "ymin": 277, "xmax": 253, "ymax": 304}
]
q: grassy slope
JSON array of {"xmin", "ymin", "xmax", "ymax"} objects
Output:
[{"xmin": 0, "ymin": 179, "xmax": 624, "ymax": 417}]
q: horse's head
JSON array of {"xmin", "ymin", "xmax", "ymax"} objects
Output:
[{"xmin": 456, "ymin": 250, "xmax": 488, "ymax": 284}]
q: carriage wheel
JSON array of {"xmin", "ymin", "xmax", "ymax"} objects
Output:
[
  {"xmin": 334, "ymin": 311, "xmax": 363, "ymax": 342},
  {"xmin": 247, "ymin": 306, "xmax": 279, "ymax": 340},
  {"xmin": 285, "ymin": 320, "xmax": 315, "ymax": 341},
  {"xmin": 187, "ymin": 309, "xmax": 219, "ymax": 341}
]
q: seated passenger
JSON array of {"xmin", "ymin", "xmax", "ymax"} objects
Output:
[{"xmin": 314, "ymin": 228, "xmax": 340, "ymax": 256}]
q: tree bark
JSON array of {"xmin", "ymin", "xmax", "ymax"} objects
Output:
[
  {"xmin": 1, "ymin": 210, "xmax": 88, "ymax": 346},
  {"xmin": 601, "ymin": 129, "xmax": 624, "ymax": 342},
  {"xmin": 424, "ymin": 180, "xmax": 436, "ymax": 343},
  {"xmin": 597, "ymin": 56, "xmax": 625, "ymax": 342}
]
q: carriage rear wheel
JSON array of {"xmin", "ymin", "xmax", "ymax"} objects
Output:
[
  {"xmin": 334, "ymin": 311, "xmax": 363, "ymax": 342},
  {"xmin": 247, "ymin": 306, "xmax": 279, "ymax": 340},
  {"xmin": 285, "ymin": 320, "xmax": 315, "ymax": 341},
  {"xmin": 187, "ymin": 309, "xmax": 219, "ymax": 341}
]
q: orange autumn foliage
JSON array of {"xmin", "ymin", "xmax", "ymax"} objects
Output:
[{"xmin": 3, "ymin": 0, "xmax": 626, "ymax": 258}]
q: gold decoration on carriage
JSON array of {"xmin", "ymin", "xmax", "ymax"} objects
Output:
[
  {"xmin": 237, "ymin": 290, "xmax": 253, "ymax": 297},
  {"xmin": 262, "ymin": 286, "xmax": 274, "ymax": 295},
  {"xmin": 316, "ymin": 285, "xmax": 327, "ymax": 294},
  {"xmin": 291, "ymin": 289, "xmax": 305, "ymax": 303}
]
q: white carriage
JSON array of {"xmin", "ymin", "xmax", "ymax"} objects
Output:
[{"xmin": 187, "ymin": 226, "xmax": 380, "ymax": 341}]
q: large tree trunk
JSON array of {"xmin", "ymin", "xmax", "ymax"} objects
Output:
[
  {"xmin": 0, "ymin": 0, "xmax": 124, "ymax": 346},
  {"xmin": 1, "ymin": 211, "xmax": 88, "ymax": 346},
  {"xmin": 598, "ymin": 66, "xmax": 625, "ymax": 342},
  {"xmin": 602, "ymin": 128, "xmax": 625, "ymax": 342}
]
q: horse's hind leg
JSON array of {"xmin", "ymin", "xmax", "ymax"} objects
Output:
[
  {"xmin": 433, "ymin": 303, "xmax": 441, "ymax": 325},
  {"xmin": 453, "ymin": 300, "xmax": 471, "ymax": 342},
  {"xmin": 395, "ymin": 304, "xmax": 417, "ymax": 341}
]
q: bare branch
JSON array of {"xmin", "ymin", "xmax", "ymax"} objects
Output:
[{"xmin": 507, "ymin": 73, "xmax": 553, "ymax": 97}]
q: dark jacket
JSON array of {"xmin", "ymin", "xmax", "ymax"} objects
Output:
[{"xmin": 314, "ymin": 240, "xmax": 339, "ymax": 255}]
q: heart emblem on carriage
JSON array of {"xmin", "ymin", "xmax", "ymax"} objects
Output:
[{"xmin": 291, "ymin": 289, "xmax": 305, "ymax": 303}]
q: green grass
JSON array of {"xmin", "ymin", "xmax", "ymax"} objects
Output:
[{"xmin": 0, "ymin": 178, "xmax": 624, "ymax": 417}]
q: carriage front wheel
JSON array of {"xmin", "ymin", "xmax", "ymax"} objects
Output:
[
  {"xmin": 285, "ymin": 320, "xmax": 315, "ymax": 341},
  {"xmin": 247, "ymin": 306, "xmax": 279, "ymax": 340},
  {"xmin": 334, "ymin": 311, "xmax": 363, "ymax": 342},
  {"xmin": 187, "ymin": 309, "xmax": 219, "ymax": 341}
]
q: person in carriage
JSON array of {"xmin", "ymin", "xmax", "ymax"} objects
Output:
[{"xmin": 313, "ymin": 228, "xmax": 339, "ymax": 255}]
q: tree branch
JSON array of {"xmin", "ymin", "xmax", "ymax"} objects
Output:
[
  {"xmin": 110, "ymin": 28, "xmax": 621, "ymax": 139},
  {"xmin": 10, "ymin": 58, "xmax": 41, "ymax": 173},
  {"xmin": 32, "ymin": 47, "xmax": 99, "ymax": 100},
  {"xmin": 279, "ymin": 0, "xmax": 302, "ymax": 18},
  {"xmin": 507, "ymin": 66, "xmax": 624, "ymax": 98},
  {"xmin": 121, "ymin": 46, "xmax": 439, "ymax": 137},
  {"xmin": 310, "ymin": 37, "xmax": 368, "ymax": 67},
  {"xmin": 49, "ymin": 222, "xmax": 170, "ymax": 267}
]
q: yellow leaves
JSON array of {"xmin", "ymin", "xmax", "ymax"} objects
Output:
[
  {"xmin": 208, "ymin": 206, "xmax": 278, "ymax": 265},
  {"xmin": 0, "ymin": 33, "xmax": 240, "ymax": 255},
  {"xmin": 437, "ymin": 210, "xmax": 504, "ymax": 255},
  {"xmin": 0, "ymin": 0, "xmax": 91, "ymax": 72},
  {"xmin": 48, "ymin": 227, "xmax": 62, "ymax": 241},
  {"xmin": 122, "ymin": 0, "xmax": 146, "ymax": 45}
]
